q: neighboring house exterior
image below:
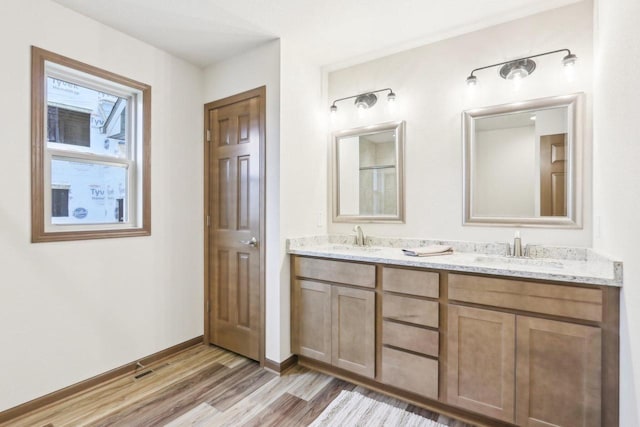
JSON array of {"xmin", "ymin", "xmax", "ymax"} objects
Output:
[{"xmin": 47, "ymin": 77, "xmax": 127, "ymax": 224}]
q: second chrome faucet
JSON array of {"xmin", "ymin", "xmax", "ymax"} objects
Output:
[
  {"xmin": 353, "ymin": 225, "xmax": 366, "ymax": 246},
  {"xmin": 513, "ymin": 231, "xmax": 523, "ymax": 257},
  {"xmin": 510, "ymin": 231, "xmax": 529, "ymax": 257}
]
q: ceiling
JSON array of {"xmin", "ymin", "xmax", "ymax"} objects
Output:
[
  {"xmin": 53, "ymin": 0, "xmax": 581, "ymax": 68},
  {"xmin": 476, "ymin": 111, "xmax": 537, "ymax": 131},
  {"xmin": 476, "ymin": 107, "xmax": 566, "ymax": 131}
]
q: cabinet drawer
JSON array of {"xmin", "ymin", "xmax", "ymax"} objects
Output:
[
  {"xmin": 382, "ymin": 294, "xmax": 439, "ymax": 328},
  {"xmin": 448, "ymin": 274, "xmax": 603, "ymax": 322},
  {"xmin": 294, "ymin": 257, "xmax": 375, "ymax": 288},
  {"xmin": 382, "ymin": 267, "xmax": 439, "ymax": 298},
  {"xmin": 382, "ymin": 320, "xmax": 439, "ymax": 357},
  {"xmin": 381, "ymin": 346, "xmax": 438, "ymax": 399}
]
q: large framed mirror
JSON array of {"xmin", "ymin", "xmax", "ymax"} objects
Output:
[
  {"xmin": 333, "ymin": 121, "xmax": 405, "ymax": 223},
  {"xmin": 463, "ymin": 93, "xmax": 583, "ymax": 227}
]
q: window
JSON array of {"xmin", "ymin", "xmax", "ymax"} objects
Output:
[{"xmin": 31, "ymin": 47, "xmax": 151, "ymax": 242}]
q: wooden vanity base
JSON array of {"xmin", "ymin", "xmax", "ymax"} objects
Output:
[{"xmin": 291, "ymin": 255, "xmax": 620, "ymax": 427}]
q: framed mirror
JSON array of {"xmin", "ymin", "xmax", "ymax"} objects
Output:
[
  {"xmin": 333, "ymin": 121, "xmax": 405, "ymax": 223},
  {"xmin": 463, "ymin": 93, "xmax": 583, "ymax": 227}
]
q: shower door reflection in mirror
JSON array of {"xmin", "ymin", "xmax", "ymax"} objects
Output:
[{"xmin": 333, "ymin": 121, "xmax": 405, "ymax": 223}]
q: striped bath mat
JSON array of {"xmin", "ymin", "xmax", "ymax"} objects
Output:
[{"xmin": 309, "ymin": 390, "xmax": 448, "ymax": 427}]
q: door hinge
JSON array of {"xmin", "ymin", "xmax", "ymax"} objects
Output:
[
  {"xmin": 206, "ymin": 129, "xmax": 211, "ymax": 142},
  {"xmin": 206, "ymin": 215, "xmax": 211, "ymax": 226}
]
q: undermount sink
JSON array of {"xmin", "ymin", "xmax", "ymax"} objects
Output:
[
  {"xmin": 327, "ymin": 244, "xmax": 383, "ymax": 253},
  {"xmin": 473, "ymin": 255, "xmax": 564, "ymax": 269}
]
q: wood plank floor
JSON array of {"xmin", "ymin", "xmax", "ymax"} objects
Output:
[{"xmin": 4, "ymin": 344, "xmax": 475, "ymax": 427}]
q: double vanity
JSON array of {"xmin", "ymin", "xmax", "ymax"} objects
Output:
[
  {"xmin": 288, "ymin": 236, "xmax": 621, "ymax": 427},
  {"xmin": 307, "ymin": 90, "xmax": 620, "ymax": 425}
]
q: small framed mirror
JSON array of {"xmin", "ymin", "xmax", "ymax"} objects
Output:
[
  {"xmin": 463, "ymin": 93, "xmax": 583, "ymax": 227},
  {"xmin": 333, "ymin": 121, "xmax": 405, "ymax": 223}
]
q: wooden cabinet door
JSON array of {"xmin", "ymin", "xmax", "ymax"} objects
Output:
[
  {"xmin": 516, "ymin": 316, "xmax": 602, "ymax": 427},
  {"xmin": 331, "ymin": 286, "xmax": 375, "ymax": 378},
  {"xmin": 292, "ymin": 280, "xmax": 331, "ymax": 364},
  {"xmin": 447, "ymin": 305, "xmax": 516, "ymax": 423}
]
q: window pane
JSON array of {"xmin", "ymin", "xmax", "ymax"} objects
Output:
[
  {"xmin": 51, "ymin": 159, "xmax": 128, "ymax": 225},
  {"xmin": 47, "ymin": 77, "xmax": 128, "ymax": 158},
  {"xmin": 51, "ymin": 188, "xmax": 70, "ymax": 217},
  {"xmin": 48, "ymin": 106, "xmax": 90, "ymax": 147}
]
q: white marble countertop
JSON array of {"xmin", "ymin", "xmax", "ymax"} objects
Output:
[{"xmin": 287, "ymin": 235, "xmax": 623, "ymax": 287}]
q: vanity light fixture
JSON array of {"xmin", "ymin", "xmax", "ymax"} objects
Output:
[
  {"xmin": 499, "ymin": 58, "xmax": 536, "ymax": 80},
  {"xmin": 330, "ymin": 88, "xmax": 396, "ymax": 113},
  {"xmin": 465, "ymin": 48, "xmax": 577, "ymax": 86},
  {"xmin": 355, "ymin": 93, "xmax": 378, "ymax": 110}
]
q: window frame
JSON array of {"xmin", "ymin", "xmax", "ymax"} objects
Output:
[{"xmin": 31, "ymin": 46, "xmax": 151, "ymax": 242}]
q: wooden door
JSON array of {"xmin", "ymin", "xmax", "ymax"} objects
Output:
[
  {"xmin": 447, "ymin": 305, "xmax": 516, "ymax": 423},
  {"xmin": 331, "ymin": 286, "xmax": 375, "ymax": 378},
  {"xmin": 516, "ymin": 316, "xmax": 602, "ymax": 427},
  {"xmin": 205, "ymin": 87, "xmax": 265, "ymax": 361},
  {"xmin": 292, "ymin": 280, "xmax": 332, "ymax": 364},
  {"xmin": 540, "ymin": 133, "xmax": 567, "ymax": 216}
]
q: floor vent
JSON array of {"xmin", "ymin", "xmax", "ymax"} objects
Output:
[
  {"xmin": 134, "ymin": 361, "xmax": 154, "ymax": 380},
  {"xmin": 134, "ymin": 370, "xmax": 153, "ymax": 380}
]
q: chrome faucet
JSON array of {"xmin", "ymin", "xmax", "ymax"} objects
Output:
[
  {"xmin": 512, "ymin": 231, "xmax": 524, "ymax": 257},
  {"xmin": 353, "ymin": 225, "xmax": 366, "ymax": 247}
]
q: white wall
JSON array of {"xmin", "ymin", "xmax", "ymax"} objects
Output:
[
  {"xmin": 474, "ymin": 126, "xmax": 536, "ymax": 217},
  {"xmin": 338, "ymin": 136, "xmax": 360, "ymax": 215},
  {"xmin": 328, "ymin": 0, "xmax": 593, "ymax": 247},
  {"xmin": 202, "ymin": 40, "xmax": 327, "ymax": 362},
  {"xmin": 0, "ymin": 0, "xmax": 204, "ymax": 412},
  {"xmin": 278, "ymin": 40, "xmax": 328, "ymax": 359},
  {"xmin": 593, "ymin": 0, "xmax": 640, "ymax": 424},
  {"xmin": 202, "ymin": 40, "xmax": 282, "ymax": 362}
]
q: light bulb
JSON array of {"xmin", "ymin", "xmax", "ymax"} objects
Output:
[
  {"xmin": 357, "ymin": 103, "xmax": 366, "ymax": 117},
  {"xmin": 562, "ymin": 53, "xmax": 577, "ymax": 67},
  {"xmin": 387, "ymin": 91, "xmax": 396, "ymax": 103},
  {"xmin": 563, "ymin": 61, "xmax": 576, "ymax": 82},
  {"xmin": 511, "ymin": 73, "xmax": 523, "ymax": 91},
  {"xmin": 562, "ymin": 53, "xmax": 577, "ymax": 82},
  {"xmin": 507, "ymin": 67, "xmax": 529, "ymax": 80},
  {"xmin": 466, "ymin": 75, "xmax": 477, "ymax": 87}
]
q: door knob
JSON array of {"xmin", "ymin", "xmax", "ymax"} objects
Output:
[{"xmin": 240, "ymin": 237, "xmax": 258, "ymax": 248}]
